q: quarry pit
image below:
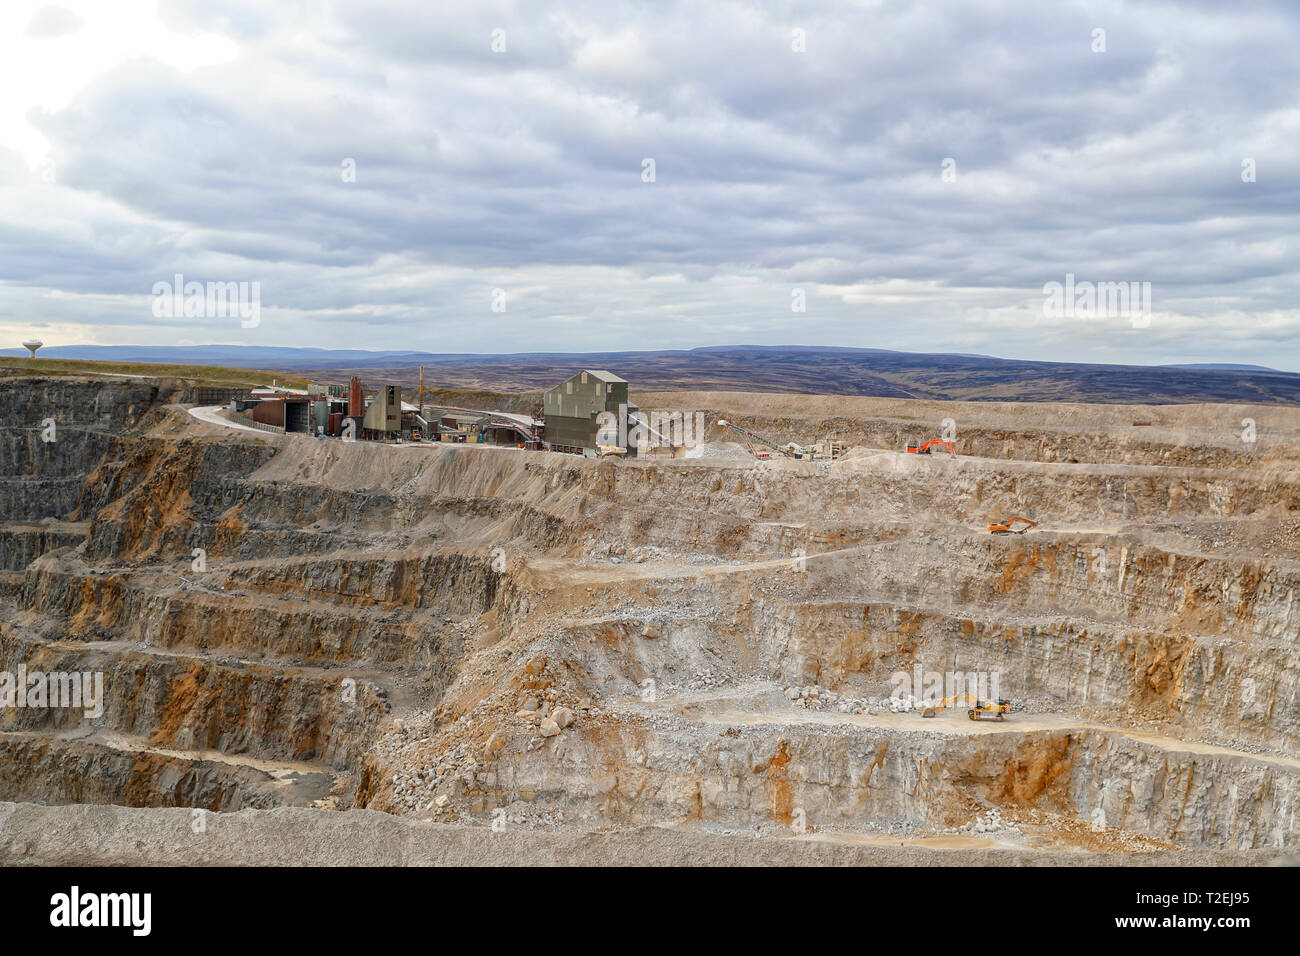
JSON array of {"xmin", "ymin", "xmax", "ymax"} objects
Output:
[{"xmin": 2, "ymin": 374, "xmax": 1298, "ymax": 865}]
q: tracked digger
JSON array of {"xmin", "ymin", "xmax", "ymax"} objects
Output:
[
  {"xmin": 905, "ymin": 439, "xmax": 954, "ymax": 455},
  {"xmin": 919, "ymin": 693, "xmax": 1014, "ymax": 720},
  {"xmin": 987, "ymin": 516, "xmax": 1037, "ymax": 534}
]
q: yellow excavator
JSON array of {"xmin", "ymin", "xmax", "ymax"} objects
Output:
[
  {"xmin": 919, "ymin": 693, "xmax": 1014, "ymax": 720},
  {"xmin": 987, "ymin": 516, "xmax": 1037, "ymax": 535}
]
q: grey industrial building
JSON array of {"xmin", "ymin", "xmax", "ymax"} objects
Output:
[
  {"xmin": 362, "ymin": 384, "xmax": 403, "ymax": 438},
  {"xmin": 542, "ymin": 370, "xmax": 635, "ymax": 455},
  {"xmin": 234, "ymin": 370, "xmax": 627, "ymax": 452}
]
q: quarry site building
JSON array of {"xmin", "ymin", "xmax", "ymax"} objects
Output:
[{"xmin": 541, "ymin": 370, "xmax": 635, "ymax": 455}]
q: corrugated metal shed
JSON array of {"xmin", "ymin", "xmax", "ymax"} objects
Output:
[{"xmin": 542, "ymin": 370, "xmax": 631, "ymax": 452}]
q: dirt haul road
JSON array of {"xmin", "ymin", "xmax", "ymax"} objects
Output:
[{"xmin": 1, "ymin": 375, "xmax": 1298, "ymax": 863}]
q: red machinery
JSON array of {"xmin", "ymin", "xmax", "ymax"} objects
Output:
[{"xmin": 905, "ymin": 439, "xmax": 954, "ymax": 455}]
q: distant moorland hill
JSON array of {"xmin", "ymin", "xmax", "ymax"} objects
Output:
[{"xmin": 5, "ymin": 344, "xmax": 1298, "ymax": 404}]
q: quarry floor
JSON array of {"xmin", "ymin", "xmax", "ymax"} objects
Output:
[{"xmin": 2, "ymin": 802, "xmax": 1291, "ymax": 867}]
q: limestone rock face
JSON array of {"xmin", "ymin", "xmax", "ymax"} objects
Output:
[{"xmin": 1, "ymin": 375, "xmax": 1298, "ymax": 856}]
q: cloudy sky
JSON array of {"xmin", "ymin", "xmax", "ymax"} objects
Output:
[{"xmin": 1, "ymin": 0, "xmax": 1297, "ymax": 367}]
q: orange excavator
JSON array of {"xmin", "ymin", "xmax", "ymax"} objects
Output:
[
  {"xmin": 987, "ymin": 516, "xmax": 1037, "ymax": 534},
  {"xmin": 905, "ymin": 439, "xmax": 954, "ymax": 455}
]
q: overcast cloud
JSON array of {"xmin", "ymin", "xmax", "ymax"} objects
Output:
[{"xmin": 1, "ymin": 0, "xmax": 1297, "ymax": 366}]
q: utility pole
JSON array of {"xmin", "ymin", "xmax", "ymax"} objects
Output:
[{"xmin": 419, "ymin": 365, "xmax": 424, "ymax": 412}]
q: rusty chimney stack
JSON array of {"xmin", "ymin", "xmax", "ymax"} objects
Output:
[{"xmin": 349, "ymin": 376, "xmax": 362, "ymax": 418}]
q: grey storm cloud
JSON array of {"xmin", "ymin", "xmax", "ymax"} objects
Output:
[{"xmin": 0, "ymin": 0, "xmax": 1298, "ymax": 364}]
